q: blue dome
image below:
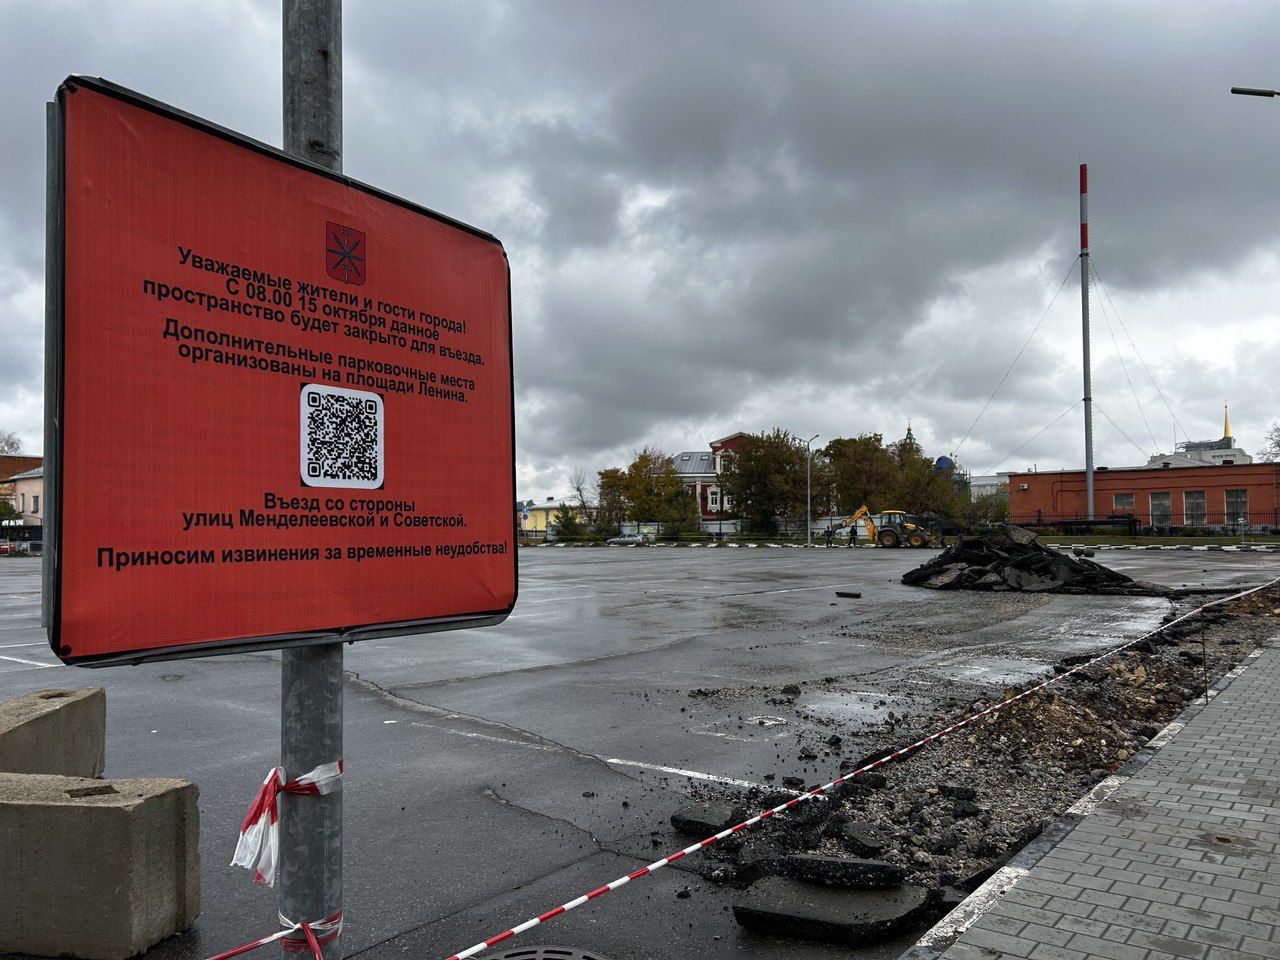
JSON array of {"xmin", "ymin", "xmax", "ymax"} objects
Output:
[{"xmin": 934, "ymin": 455, "xmax": 955, "ymax": 470}]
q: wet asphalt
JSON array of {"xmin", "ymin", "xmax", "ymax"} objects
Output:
[{"xmin": 0, "ymin": 547, "xmax": 1276, "ymax": 960}]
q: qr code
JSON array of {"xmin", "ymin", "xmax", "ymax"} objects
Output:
[{"xmin": 299, "ymin": 384, "xmax": 384, "ymax": 488}]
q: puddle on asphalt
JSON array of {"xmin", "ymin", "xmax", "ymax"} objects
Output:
[{"xmin": 803, "ymin": 689, "xmax": 923, "ymax": 725}]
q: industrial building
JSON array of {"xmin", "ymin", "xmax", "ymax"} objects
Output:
[{"xmin": 1008, "ymin": 413, "xmax": 1276, "ymax": 530}]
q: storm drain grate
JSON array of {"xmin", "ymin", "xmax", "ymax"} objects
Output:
[{"xmin": 491, "ymin": 949, "xmax": 613, "ymax": 960}]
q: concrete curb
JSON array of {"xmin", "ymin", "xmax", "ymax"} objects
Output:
[{"xmin": 897, "ymin": 642, "xmax": 1270, "ymax": 960}]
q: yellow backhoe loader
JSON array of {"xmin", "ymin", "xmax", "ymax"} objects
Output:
[{"xmin": 837, "ymin": 505, "xmax": 943, "ymax": 548}]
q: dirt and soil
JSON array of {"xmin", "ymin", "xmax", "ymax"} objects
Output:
[{"xmin": 671, "ymin": 587, "xmax": 1280, "ymax": 943}]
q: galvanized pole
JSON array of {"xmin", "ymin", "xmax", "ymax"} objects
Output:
[
  {"xmin": 281, "ymin": 2, "xmax": 343, "ymax": 955},
  {"xmin": 806, "ymin": 450, "xmax": 812, "ymax": 546},
  {"xmin": 805, "ymin": 434, "xmax": 818, "ymax": 546},
  {"xmin": 1079, "ymin": 163, "xmax": 1095, "ymax": 521}
]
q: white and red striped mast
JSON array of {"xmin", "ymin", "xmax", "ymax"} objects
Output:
[{"xmin": 1079, "ymin": 163, "xmax": 1095, "ymax": 520}]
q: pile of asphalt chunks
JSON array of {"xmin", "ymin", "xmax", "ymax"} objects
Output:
[{"xmin": 902, "ymin": 524, "xmax": 1159, "ymax": 595}]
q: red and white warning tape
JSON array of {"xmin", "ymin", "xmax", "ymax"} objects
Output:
[
  {"xmin": 205, "ymin": 909, "xmax": 344, "ymax": 960},
  {"xmin": 280, "ymin": 910, "xmax": 344, "ymax": 956},
  {"xmin": 232, "ymin": 760, "xmax": 343, "ymax": 887},
  {"xmin": 438, "ymin": 577, "xmax": 1280, "ymax": 960}
]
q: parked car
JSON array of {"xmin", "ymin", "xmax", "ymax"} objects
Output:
[{"xmin": 606, "ymin": 533, "xmax": 648, "ymax": 546}]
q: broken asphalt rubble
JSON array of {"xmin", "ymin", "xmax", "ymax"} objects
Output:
[
  {"xmin": 663, "ymin": 587, "xmax": 1280, "ymax": 948},
  {"xmin": 902, "ymin": 524, "xmax": 1166, "ymax": 594}
]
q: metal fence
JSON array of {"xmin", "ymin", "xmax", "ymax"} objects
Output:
[{"xmin": 1007, "ymin": 510, "xmax": 1280, "ymax": 536}]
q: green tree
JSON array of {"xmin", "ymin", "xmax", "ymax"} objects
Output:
[
  {"xmin": 888, "ymin": 439, "xmax": 964, "ymax": 518},
  {"xmin": 968, "ymin": 491, "xmax": 1010, "ymax": 524},
  {"xmin": 621, "ymin": 447, "xmax": 701, "ymax": 536},
  {"xmin": 553, "ymin": 503, "xmax": 584, "ymax": 541},
  {"xmin": 595, "ymin": 467, "xmax": 628, "ymax": 528},
  {"xmin": 718, "ymin": 429, "xmax": 808, "ymax": 534},
  {"xmin": 823, "ymin": 434, "xmax": 898, "ymax": 513},
  {"xmin": 622, "ymin": 447, "xmax": 677, "ymax": 520}
]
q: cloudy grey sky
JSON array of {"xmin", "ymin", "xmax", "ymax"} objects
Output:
[{"xmin": 3, "ymin": 1, "xmax": 1279, "ymax": 497}]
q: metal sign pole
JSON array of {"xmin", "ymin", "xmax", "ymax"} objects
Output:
[{"xmin": 281, "ymin": 2, "xmax": 344, "ymax": 955}]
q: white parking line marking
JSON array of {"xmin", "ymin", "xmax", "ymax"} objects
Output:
[
  {"xmin": 0, "ymin": 654, "xmax": 58, "ymax": 669},
  {"xmin": 407, "ymin": 719, "xmax": 793, "ymax": 793},
  {"xmin": 602, "ymin": 757, "xmax": 798, "ymax": 793}
]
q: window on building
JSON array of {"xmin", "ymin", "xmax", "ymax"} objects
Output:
[
  {"xmin": 722, "ymin": 494, "xmax": 732, "ymax": 512},
  {"xmin": 709, "ymin": 488, "xmax": 720, "ymax": 510},
  {"xmin": 1225, "ymin": 488, "xmax": 1249, "ymax": 525},
  {"xmin": 1149, "ymin": 492, "xmax": 1171, "ymax": 526},
  {"xmin": 1113, "ymin": 492, "xmax": 1135, "ymax": 513},
  {"xmin": 32, "ymin": 495, "xmax": 39, "ymax": 516},
  {"xmin": 1183, "ymin": 490, "xmax": 1206, "ymax": 526},
  {"xmin": 18, "ymin": 493, "xmax": 25, "ymax": 512}
]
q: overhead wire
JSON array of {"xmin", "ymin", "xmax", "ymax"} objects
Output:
[
  {"xmin": 952, "ymin": 255, "xmax": 1080, "ymax": 458},
  {"xmin": 980, "ymin": 399, "xmax": 1082, "ymax": 476},
  {"xmin": 1091, "ymin": 264, "xmax": 1191, "ymax": 445},
  {"xmin": 1095, "ymin": 403, "xmax": 1151, "ymax": 461},
  {"xmin": 1092, "ymin": 278, "xmax": 1158, "ymax": 455}
]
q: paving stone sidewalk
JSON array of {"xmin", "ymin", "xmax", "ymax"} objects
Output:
[{"xmin": 931, "ymin": 641, "xmax": 1280, "ymax": 960}]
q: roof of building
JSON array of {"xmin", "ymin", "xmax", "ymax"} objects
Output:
[
  {"xmin": 5, "ymin": 466, "xmax": 42, "ymax": 482},
  {"xmin": 1140, "ymin": 453, "xmax": 1224, "ymax": 469},
  {"xmin": 709, "ymin": 431, "xmax": 747, "ymax": 447},
  {"xmin": 671, "ymin": 451, "xmax": 716, "ymax": 476},
  {"xmin": 0, "ymin": 455, "xmax": 41, "ymax": 483}
]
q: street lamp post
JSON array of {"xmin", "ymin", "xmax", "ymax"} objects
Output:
[
  {"xmin": 1230, "ymin": 85, "xmax": 1271, "ymax": 543},
  {"xmin": 804, "ymin": 434, "xmax": 819, "ymax": 547}
]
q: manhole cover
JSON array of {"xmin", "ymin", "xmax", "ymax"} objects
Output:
[{"xmin": 491, "ymin": 949, "xmax": 614, "ymax": 960}]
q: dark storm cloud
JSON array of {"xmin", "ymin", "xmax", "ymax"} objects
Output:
[{"xmin": 2, "ymin": 1, "xmax": 1278, "ymax": 488}]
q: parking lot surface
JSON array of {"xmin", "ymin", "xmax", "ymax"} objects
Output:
[{"xmin": 1, "ymin": 547, "xmax": 1277, "ymax": 960}]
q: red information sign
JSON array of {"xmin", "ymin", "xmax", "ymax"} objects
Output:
[{"xmin": 47, "ymin": 78, "xmax": 516, "ymax": 665}]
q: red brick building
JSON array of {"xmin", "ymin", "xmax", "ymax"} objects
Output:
[
  {"xmin": 1008, "ymin": 461, "xmax": 1280, "ymax": 530},
  {"xmin": 672, "ymin": 432, "xmax": 746, "ymax": 520}
]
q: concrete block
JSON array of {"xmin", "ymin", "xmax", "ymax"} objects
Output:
[
  {"xmin": 0, "ymin": 772, "xmax": 199, "ymax": 959},
  {"xmin": 0, "ymin": 687, "xmax": 105, "ymax": 777}
]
